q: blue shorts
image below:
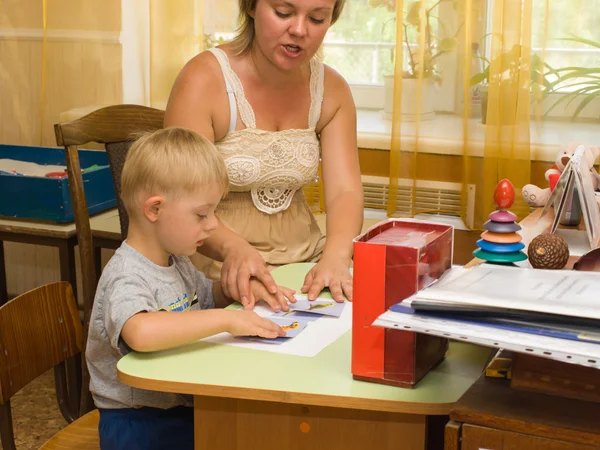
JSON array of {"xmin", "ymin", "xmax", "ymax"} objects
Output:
[{"xmin": 98, "ymin": 406, "xmax": 194, "ymax": 450}]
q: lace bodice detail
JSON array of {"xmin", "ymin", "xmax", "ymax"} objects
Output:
[{"xmin": 209, "ymin": 48, "xmax": 324, "ymax": 214}]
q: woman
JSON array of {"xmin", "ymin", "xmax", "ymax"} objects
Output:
[{"xmin": 164, "ymin": 0, "xmax": 363, "ymax": 310}]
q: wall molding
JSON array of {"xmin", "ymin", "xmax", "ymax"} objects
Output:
[{"xmin": 0, "ymin": 28, "xmax": 121, "ymax": 44}]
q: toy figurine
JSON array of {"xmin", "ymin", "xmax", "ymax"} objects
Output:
[
  {"xmin": 522, "ymin": 143, "xmax": 600, "ymax": 208},
  {"xmin": 473, "ymin": 179, "xmax": 528, "ymax": 264}
]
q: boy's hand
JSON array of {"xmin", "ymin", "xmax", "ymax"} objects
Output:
[
  {"xmin": 244, "ymin": 279, "xmax": 296, "ymax": 312},
  {"xmin": 227, "ymin": 310, "xmax": 286, "ymax": 338}
]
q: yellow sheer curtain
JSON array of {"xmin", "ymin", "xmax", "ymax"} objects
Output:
[
  {"xmin": 149, "ymin": 0, "xmax": 203, "ymax": 108},
  {"xmin": 0, "ymin": 0, "xmax": 207, "ymax": 146},
  {"xmin": 387, "ymin": 0, "xmax": 549, "ymax": 229},
  {"xmin": 478, "ymin": 0, "xmax": 534, "ymax": 226}
]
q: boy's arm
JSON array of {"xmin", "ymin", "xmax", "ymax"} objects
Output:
[
  {"xmin": 102, "ymin": 275, "xmax": 274, "ymax": 354},
  {"xmin": 121, "ymin": 308, "xmax": 230, "ymax": 352},
  {"xmin": 122, "ymin": 309, "xmax": 285, "ymax": 352}
]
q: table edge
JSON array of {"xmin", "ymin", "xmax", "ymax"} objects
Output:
[
  {"xmin": 0, "ymin": 224, "xmax": 76, "ymax": 239},
  {"xmin": 117, "ymin": 368, "xmax": 453, "ymax": 415}
]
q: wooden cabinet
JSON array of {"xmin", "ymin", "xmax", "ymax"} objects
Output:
[
  {"xmin": 461, "ymin": 424, "xmax": 595, "ymax": 450},
  {"xmin": 446, "ymin": 375, "xmax": 600, "ymax": 450}
]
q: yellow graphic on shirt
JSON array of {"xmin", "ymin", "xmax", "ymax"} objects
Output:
[{"xmin": 160, "ymin": 292, "xmax": 199, "ymax": 312}]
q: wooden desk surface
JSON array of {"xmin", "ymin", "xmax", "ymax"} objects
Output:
[
  {"xmin": 118, "ymin": 263, "xmax": 491, "ymax": 416},
  {"xmin": 0, "ymin": 208, "xmax": 119, "ymax": 240},
  {"xmin": 89, "ymin": 208, "xmax": 121, "ymax": 241},
  {"xmin": 466, "ymin": 208, "xmax": 588, "ymax": 269}
]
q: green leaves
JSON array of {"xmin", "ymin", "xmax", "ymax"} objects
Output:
[
  {"xmin": 438, "ymin": 37, "xmax": 458, "ymax": 52},
  {"xmin": 544, "ymin": 35, "xmax": 600, "ymax": 120},
  {"xmin": 470, "ymin": 70, "xmax": 488, "ymax": 86},
  {"xmin": 406, "ymin": 1, "xmax": 421, "ymax": 26}
]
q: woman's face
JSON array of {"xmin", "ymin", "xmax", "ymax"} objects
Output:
[{"xmin": 251, "ymin": 0, "xmax": 336, "ymax": 71}]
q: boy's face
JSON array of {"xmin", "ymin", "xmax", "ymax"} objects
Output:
[{"xmin": 155, "ymin": 183, "xmax": 222, "ymax": 257}]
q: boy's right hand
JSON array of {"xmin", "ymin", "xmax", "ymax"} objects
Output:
[{"xmin": 227, "ymin": 310, "xmax": 286, "ymax": 339}]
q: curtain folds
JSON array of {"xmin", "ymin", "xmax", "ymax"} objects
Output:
[
  {"xmin": 0, "ymin": 0, "xmax": 205, "ymax": 146},
  {"xmin": 149, "ymin": 0, "xmax": 203, "ymax": 108},
  {"xmin": 387, "ymin": 0, "xmax": 549, "ymax": 229}
]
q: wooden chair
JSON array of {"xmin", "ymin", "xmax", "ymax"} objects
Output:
[
  {"xmin": 0, "ymin": 282, "xmax": 99, "ymax": 450},
  {"xmin": 54, "ymin": 104, "xmax": 164, "ymax": 415},
  {"xmin": 55, "ymin": 104, "xmax": 165, "ymax": 241}
]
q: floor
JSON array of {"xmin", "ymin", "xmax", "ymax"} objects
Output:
[{"xmin": 1, "ymin": 370, "xmax": 67, "ymax": 450}]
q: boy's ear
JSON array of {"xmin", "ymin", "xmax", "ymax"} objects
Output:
[{"xmin": 143, "ymin": 195, "xmax": 164, "ymax": 223}]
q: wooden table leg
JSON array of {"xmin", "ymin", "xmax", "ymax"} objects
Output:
[
  {"xmin": 193, "ymin": 396, "xmax": 426, "ymax": 450},
  {"xmin": 0, "ymin": 240, "xmax": 7, "ymax": 306},
  {"xmin": 57, "ymin": 237, "xmax": 82, "ymax": 418},
  {"xmin": 57, "ymin": 237, "xmax": 78, "ymax": 302},
  {"xmin": 0, "ymin": 402, "xmax": 16, "ymax": 450},
  {"xmin": 93, "ymin": 245, "xmax": 103, "ymax": 284}
]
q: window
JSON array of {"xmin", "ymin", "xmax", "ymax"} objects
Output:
[
  {"xmin": 531, "ymin": 0, "xmax": 600, "ymax": 88},
  {"xmin": 325, "ymin": 0, "xmax": 600, "ymax": 118},
  {"xmin": 323, "ymin": 0, "xmax": 459, "ymax": 111}
]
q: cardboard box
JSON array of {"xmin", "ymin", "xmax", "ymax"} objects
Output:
[
  {"xmin": 352, "ymin": 219, "xmax": 453, "ymax": 388},
  {"xmin": 0, "ymin": 144, "xmax": 116, "ymax": 222}
]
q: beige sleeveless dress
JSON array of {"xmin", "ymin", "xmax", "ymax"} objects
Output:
[{"xmin": 190, "ymin": 48, "xmax": 326, "ymax": 280}]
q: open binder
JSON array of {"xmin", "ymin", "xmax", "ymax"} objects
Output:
[
  {"xmin": 373, "ymin": 265, "xmax": 600, "ymax": 368},
  {"xmin": 540, "ymin": 145, "xmax": 600, "ymax": 248}
]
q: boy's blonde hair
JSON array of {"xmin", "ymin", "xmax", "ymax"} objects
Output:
[
  {"xmin": 230, "ymin": 0, "xmax": 346, "ymax": 55},
  {"xmin": 121, "ymin": 127, "xmax": 229, "ymax": 212}
]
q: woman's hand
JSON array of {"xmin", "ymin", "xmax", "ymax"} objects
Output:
[
  {"xmin": 221, "ymin": 242, "xmax": 290, "ymax": 308},
  {"xmin": 247, "ymin": 279, "xmax": 296, "ymax": 312},
  {"xmin": 301, "ymin": 256, "xmax": 352, "ymax": 303}
]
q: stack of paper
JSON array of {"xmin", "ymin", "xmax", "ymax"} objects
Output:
[
  {"xmin": 374, "ymin": 265, "xmax": 600, "ymax": 367},
  {"xmin": 202, "ymin": 295, "xmax": 351, "ymax": 357}
]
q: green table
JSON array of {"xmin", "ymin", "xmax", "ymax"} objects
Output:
[{"xmin": 118, "ymin": 263, "xmax": 491, "ymax": 450}]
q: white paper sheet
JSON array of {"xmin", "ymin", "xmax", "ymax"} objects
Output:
[
  {"xmin": 0, "ymin": 159, "xmax": 67, "ymax": 177},
  {"xmin": 201, "ymin": 298, "xmax": 352, "ymax": 357},
  {"xmin": 414, "ymin": 265, "xmax": 600, "ymax": 320},
  {"xmin": 374, "ymin": 309, "xmax": 600, "ymax": 368}
]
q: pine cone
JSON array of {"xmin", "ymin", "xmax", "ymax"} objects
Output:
[{"xmin": 527, "ymin": 233, "xmax": 569, "ymax": 270}]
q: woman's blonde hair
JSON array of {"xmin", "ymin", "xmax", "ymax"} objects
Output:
[
  {"xmin": 121, "ymin": 127, "xmax": 229, "ymax": 213},
  {"xmin": 229, "ymin": 0, "xmax": 346, "ymax": 55}
]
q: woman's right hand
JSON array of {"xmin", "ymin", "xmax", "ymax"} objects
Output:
[
  {"xmin": 221, "ymin": 241, "xmax": 289, "ymax": 307},
  {"xmin": 227, "ymin": 310, "xmax": 285, "ymax": 339}
]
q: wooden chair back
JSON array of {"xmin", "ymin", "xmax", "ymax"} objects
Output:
[
  {"xmin": 54, "ymin": 104, "xmax": 164, "ymax": 415},
  {"xmin": 0, "ymin": 282, "xmax": 82, "ymax": 450},
  {"xmin": 55, "ymin": 104, "xmax": 165, "ymax": 240}
]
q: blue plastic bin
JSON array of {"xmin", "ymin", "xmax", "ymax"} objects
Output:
[{"xmin": 0, "ymin": 144, "xmax": 117, "ymax": 222}]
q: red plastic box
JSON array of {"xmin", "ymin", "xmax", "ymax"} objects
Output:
[{"xmin": 352, "ymin": 219, "xmax": 453, "ymax": 388}]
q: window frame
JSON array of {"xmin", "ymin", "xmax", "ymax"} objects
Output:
[
  {"xmin": 325, "ymin": 0, "xmax": 458, "ymax": 113},
  {"xmin": 482, "ymin": 0, "xmax": 600, "ymax": 120}
]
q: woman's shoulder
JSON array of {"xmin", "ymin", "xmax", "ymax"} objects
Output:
[
  {"xmin": 322, "ymin": 63, "xmax": 351, "ymax": 96},
  {"xmin": 317, "ymin": 63, "xmax": 355, "ymax": 131},
  {"xmin": 175, "ymin": 49, "xmax": 224, "ymax": 90},
  {"xmin": 164, "ymin": 48, "xmax": 232, "ymax": 139}
]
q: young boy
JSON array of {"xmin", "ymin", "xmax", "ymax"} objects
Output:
[{"xmin": 86, "ymin": 127, "xmax": 291, "ymax": 450}]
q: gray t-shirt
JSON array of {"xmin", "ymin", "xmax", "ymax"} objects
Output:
[{"xmin": 86, "ymin": 241, "xmax": 214, "ymax": 410}]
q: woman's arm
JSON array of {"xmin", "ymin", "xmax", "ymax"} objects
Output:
[
  {"xmin": 302, "ymin": 67, "xmax": 364, "ymax": 302},
  {"xmin": 164, "ymin": 52, "xmax": 281, "ymax": 304}
]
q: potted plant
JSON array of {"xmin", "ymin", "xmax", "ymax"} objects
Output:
[
  {"xmin": 369, "ymin": 0, "xmax": 460, "ymax": 120},
  {"xmin": 470, "ymin": 44, "xmax": 551, "ymax": 124},
  {"xmin": 543, "ymin": 35, "xmax": 600, "ymax": 121}
]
